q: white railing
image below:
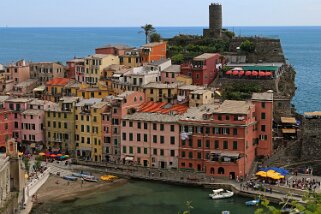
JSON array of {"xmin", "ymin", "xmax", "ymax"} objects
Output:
[{"xmin": 24, "ymin": 168, "xmax": 50, "ymax": 203}]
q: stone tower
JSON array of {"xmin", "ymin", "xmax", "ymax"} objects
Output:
[{"xmin": 203, "ymin": 3, "xmax": 223, "ymax": 38}]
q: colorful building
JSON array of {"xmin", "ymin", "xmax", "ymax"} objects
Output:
[
  {"xmin": 141, "ymin": 42, "xmax": 167, "ymax": 63},
  {"xmin": 11, "ymin": 79, "xmax": 39, "ymax": 97},
  {"xmin": 142, "ymin": 82, "xmax": 182, "ymax": 103},
  {"xmin": 30, "ymin": 62, "xmax": 65, "ymax": 83},
  {"xmin": 66, "ymin": 58, "xmax": 85, "ymax": 79},
  {"xmin": 121, "ymin": 102, "xmax": 188, "ymax": 168},
  {"xmin": 0, "ymin": 96, "xmax": 13, "ymax": 153},
  {"xmin": 6, "ymin": 59, "xmax": 30, "ymax": 84},
  {"xmin": 178, "ymin": 92, "xmax": 273, "ymax": 179},
  {"xmin": 45, "ymin": 97, "xmax": 81, "ymax": 155},
  {"xmin": 189, "ymin": 89, "xmax": 214, "ymax": 107},
  {"xmin": 161, "ymin": 65, "xmax": 181, "ymax": 84},
  {"xmin": 45, "ymin": 78, "xmax": 74, "ymax": 102},
  {"xmin": 181, "ymin": 53, "xmax": 221, "ymax": 86},
  {"xmin": 76, "ymin": 82, "xmax": 109, "ymax": 99},
  {"xmin": 84, "ymin": 54, "xmax": 119, "ymax": 85},
  {"xmin": 95, "ymin": 44, "xmax": 132, "ymax": 56},
  {"xmin": 120, "ymin": 49, "xmax": 142, "ymax": 67}
]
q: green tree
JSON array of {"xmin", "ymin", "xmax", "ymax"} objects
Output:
[
  {"xmin": 140, "ymin": 24, "xmax": 156, "ymax": 43},
  {"xmin": 240, "ymin": 40, "xmax": 256, "ymax": 53},
  {"xmin": 171, "ymin": 54, "xmax": 184, "ymax": 64},
  {"xmin": 24, "ymin": 158, "xmax": 30, "ymax": 175},
  {"xmin": 150, "ymin": 33, "xmax": 161, "ymax": 43}
]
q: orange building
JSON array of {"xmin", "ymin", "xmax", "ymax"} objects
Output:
[
  {"xmin": 45, "ymin": 78, "xmax": 74, "ymax": 102},
  {"xmin": 141, "ymin": 42, "xmax": 167, "ymax": 63}
]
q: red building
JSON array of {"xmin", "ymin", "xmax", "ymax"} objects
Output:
[
  {"xmin": 66, "ymin": 58, "xmax": 85, "ymax": 79},
  {"xmin": 95, "ymin": 44, "xmax": 132, "ymax": 56},
  {"xmin": 0, "ymin": 96, "xmax": 14, "ymax": 153},
  {"xmin": 141, "ymin": 42, "xmax": 167, "ymax": 64},
  {"xmin": 178, "ymin": 92, "xmax": 273, "ymax": 179},
  {"xmin": 181, "ymin": 53, "xmax": 221, "ymax": 86}
]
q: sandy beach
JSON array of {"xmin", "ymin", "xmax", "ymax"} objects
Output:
[{"xmin": 34, "ymin": 174, "xmax": 128, "ymax": 203}]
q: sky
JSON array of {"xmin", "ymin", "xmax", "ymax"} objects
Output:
[{"xmin": 1, "ymin": 0, "xmax": 321, "ymax": 27}]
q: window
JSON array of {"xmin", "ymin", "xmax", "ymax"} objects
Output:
[
  {"xmin": 160, "ymin": 149, "xmax": 164, "ymax": 156},
  {"xmin": 170, "ymin": 125, "xmax": 175, "ymax": 132},
  {"xmin": 129, "ymin": 146, "xmax": 133, "ymax": 154},
  {"xmin": 144, "ymin": 148, "xmax": 148, "ymax": 154},
  {"xmin": 122, "ymin": 121, "xmax": 126, "ymax": 127},
  {"xmin": 261, "ymin": 113, "xmax": 266, "ymax": 120},
  {"xmin": 218, "ymin": 115, "xmax": 222, "ymax": 120},
  {"xmin": 197, "ymin": 152, "xmax": 202, "ymax": 159},
  {"xmin": 233, "ymin": 141, "xmax": 238, "ymax": 150},
  {"xmin": 233, "ymin": 128, "xmax": 238, "ymax": 135},
  {"xmin": 122, "ymin": 146, "xmax": 127, "ymax": 153},
  {"xmin": 129, "ymin": 121, "xmax": 133, "ymax": 127},
  {"xmin": 144, "ymin": 134, "xmax": 147, "ymax": 142},
  {"xmin": 170, "ymin": 150, "xmax": 175, "ymax": 157},
  {"xmin": 153, "ymin": 135, "xmax": 157, "ymax": 143},
  {"xmin": 160, "ymin": 124, "xmax": 164, "ymax": 131},
  {"xmin": 129, "ymin": 133, "xmax": 133, "ymax": 141},
  {"xmin": 225, "ymin": 115, "xmax": 230, "ymax": 120},
  {"xmin": 153, "ymin": 123, "xmax": 157, "ymax": 130},
  {"xmin": 144, "ymin": 123, "xmax": 148, "ymax": 129},
  {"xmin": 223, "ymin": 141, "xmax": 228, "ymax": 149},
  {"xmin": 64, "ymin": 123, "xmax": 67, "ymax": 129},
  {"xmin": 262, "ymin": 102, "xmax": 266, "ymax": 108},
  {"xmin": 170, "ymin": 136, "xmax": 175, "ymax": 145},
  {"xmin": 137, "ymin": 134, "xmax": 141, "ymax": 142},
  {"xmin": 197, "ymin": 139, "xmax": 202, "ymax": 148},
  {"xmin": 182, "ymin": 151, "xmax": 186, "ymax": 158},
  {"xmin": 160, "ymin": 136, "xmax": 164, "ymax": 144},
  {"xmin": 261, "ymin": 125, "xmax": 266, "ymax": 132},
  {"xmin": 206, "ymin": 140, "xmax": 210, "ymax": 148},
  {"xmin": 153, "ymin": 149, "xmax": 157, "ymax": 155},
  {"xmin": 122, "ymin": 133, "xmax": 126, "ymax": 141},
  {"xmin": 137, "ymin": 122, "xmax": 141, "ymax": 129},
  {"xmin": 188, "ymin": 138, "xmax": 193, "ymax": 147},
  {"xmin": 137, "ymin": 147, "xmax": 141, "ymax": 154},
  {"xmin": 189, "ymin": 152, "xmax": 193, "ymax": 159}
]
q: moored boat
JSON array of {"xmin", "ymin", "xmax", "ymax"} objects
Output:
[
  {"xmin": 245, "ymin": 199, "xmax": 260, "ymax": 206},
  {"xmin": 83, "ymin": 176, "xmax": 98, "ymax": 182},
  {"xmin": 100, "ymin": 175, "xmax": 118, "ymax": 182},
  {"xmin": 63, "ymin": 175, "xmax": 78, "ymax": 181},
  {"xmin": 209, "ymin": 189, "xmax": 234, "ymax": 199}
]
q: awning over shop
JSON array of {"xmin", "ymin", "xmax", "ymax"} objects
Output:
[
  {"xmin": 33, "ymin": 85, "xmax": 46, "ymax": 92},
  {"xmin": 281, "ymin": 117, "xmax": 297, "ymax": 124},
  {"xmin": 125, "ymin": 156, "xmax": 134, "ymax": 161},
  {"xmin": 212, "ymin": 151, "xmax": 240, "ymax": 158},
  {"xmin": 282, "ymin": 128, "xmax": 296, "ymax": 134}
]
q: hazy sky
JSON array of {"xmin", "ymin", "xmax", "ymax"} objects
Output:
[{"xmin": 1, "ymin": 0, "xmax": 321, "ymax": 27}]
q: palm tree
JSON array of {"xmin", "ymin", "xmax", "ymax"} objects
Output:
[{"xmin": 140, "ymin": 24, "xmax": 156, "ymax": 44}]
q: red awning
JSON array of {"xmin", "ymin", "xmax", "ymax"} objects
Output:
[
  {"xmin": 226, "ymin": 70, "xmax": 232, "ymax": 75},
  {"xmin": 252, "ymin": 71, "xmax": 258, "ymax": 76},
  {"xmin": 239, "ymin": 70, "xmax": 245, "ymax": 76},
  {"xmin": 245, "ymin": 71, "xmax": 252, "ymax": 76},
  {"xmin": 232, "ymin": 70, "xmax": 239, "ymax": 76},
  {"xmin": 50, "ymin": 154, "xmax": 57, "ymax": 157},
  {"xmin": 265, "ymin": 72, "xmax": 272, "ymax": 76},
  {"xmin": 259, "ymin": 71, "xmax": 266, "ymax": 77}
]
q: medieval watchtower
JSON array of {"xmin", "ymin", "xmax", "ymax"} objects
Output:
[{"xmin": 203, "ymin": 3, "xmax": 223, "ymax": 38}]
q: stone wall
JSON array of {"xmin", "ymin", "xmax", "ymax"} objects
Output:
[{"xmin": 300, "ymin": 118, "xmax": 321, "ymax": 160}]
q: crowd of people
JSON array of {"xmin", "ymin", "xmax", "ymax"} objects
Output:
[{"xmin": 287, "ymin": 177, "xmax": 320, "ymax": 191}]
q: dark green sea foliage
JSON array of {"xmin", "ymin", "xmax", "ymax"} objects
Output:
[
  {"xmin": 166, "ymin": 34, "xmax": 230, "ymax": 64},
  {"xmin": 223, "ymin": 82, "xmax": 262, "ymax": 100}
]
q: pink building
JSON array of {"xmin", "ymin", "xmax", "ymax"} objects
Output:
[
  {"xmin": 121, "ymin": 102, "xmax": 188, "ymax": 168},
  {"xmin": 161, "ymin": 65, "xmax": 181, "ymax": 84},
  {"xmin": 102, "ymin": 91, "xmax": 145, "ymax": 162},
  {"xmin": 6, "ymin": 60, "xmax": 30, "ymax": 84},
  {"xmin": 0, "ymin": 96, "xmax": 14, "ymax": 153},
  {"xmin": 20, "ymin": 100, "xmax": 55, "ymax": 153}
]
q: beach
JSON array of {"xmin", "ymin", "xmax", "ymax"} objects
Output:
[{"xmin": 31, "ymin": 174, "xmax": 127, "ymax": 209}]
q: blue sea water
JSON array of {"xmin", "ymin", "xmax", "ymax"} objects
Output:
[{"xmin": 1, "ymin": 26, "xmax": 321, "ymax": 113}]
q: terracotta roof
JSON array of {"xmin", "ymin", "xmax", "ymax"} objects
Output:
[
  {"xmin": 137, "ymin": 101, "xmax": 188, "ymax": 115},
  {"xmin": 46, "ymin": 78, "xmax": 70, "ymax": 86}
]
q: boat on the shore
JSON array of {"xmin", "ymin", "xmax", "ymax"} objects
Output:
[
  {"xmin": 209, "ymin": 189, "xmax": 234, "ymax": 199},
  {"xmin": 63, "ymin": 175, "xmax": 78, "ymax": 181},
  {"xmin": 221, "ymin": 211, "xmax": 230, "ymax": 214},
  {"xmin": 83, "ymin": 176, "xmax": 98, "ymax": 182},
  {"xmin": 245, "ymin": 199, "xmax": 260, "ymax": 206},
  {"xmin": 100, "ymin": 175, "xmax": 118, "ymax": 182}
]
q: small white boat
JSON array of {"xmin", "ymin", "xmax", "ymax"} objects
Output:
[
  {"xmin": 209, "ymin": 189, "xmax": 234, "ymax": 199},
  {"xmin": 245, "ymin": 199, "xmax": 260, "ymax": 206}
]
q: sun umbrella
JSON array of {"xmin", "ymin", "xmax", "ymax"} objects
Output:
[
  {"xmin": 239, "ymin": 70, "xmax": 245, "ymax": 76},
  {"xmin": 57, "ymin": 154, "xmax": 63, "ymax": 157},
  {"xmin": 45, "ymin": 152, "xmax": 51, "ymax": 157},
  {"xmin": 259, "ymin": 71, "xmax": 266, "ymax": 77},
  {"xmin": 64, "ymin": 155, "xmax": 70, "ymax": 157},
  {"xmin": 232, "ymin": 70, "xmax": 239, "ymax": 76},
  {"xmin": 226, "ymin": 70, "xmax": 232, "ymax": 75},
  {"xmin": 265, "ymin": 72, "xmax": 272, "ymax": 76},
  {"xmin": 256, "ymin": 171, "xmax": 267, "ymax": 177},
  {"xmin": 245, "ymin": 71, "xmax": 252, "ymax": 76},
  {"xmin": 252, "ymin": 71, "xmax": 258, "ymax": 76},
  {"xmin": 50, "ymin": 154, "xmax": 57, "ymax": 158},
  {"xmin": 39, "ymin": 152, "xmax": 45, "ymax": 156}
]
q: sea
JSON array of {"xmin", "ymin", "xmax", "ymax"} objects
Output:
[{"xmin": 0, "ymin": 26, "xmax": 321, "ymax": 113}]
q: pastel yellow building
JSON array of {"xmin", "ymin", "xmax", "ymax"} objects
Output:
[
  {"xmin": 84, "ymin": 54, "xmax": 120, "ymax": 85},
  {"xmin": 76, "ymin": 82, "xmax": 109, "ymax": 99},
  {"xmin": 75, "ymin": 98, "xmax": 108, "ymax": 162},
  {"xmin": 189, "ymin": 89, "xmax": 214, "ymax": 107},
  {"xmin": 45, "ymin": 78, "xmax": 75, "ymax": 102},
  {"xmin": 176, "ymin": 75, "xmax": 193, "ymax": 85},
  {"xmin": 142, "ymin": 82, "xmax": 183, "ymax": 103},
  {"xmin": 119, "ymin": 49, "xmax": 142, "ymax": 67}
]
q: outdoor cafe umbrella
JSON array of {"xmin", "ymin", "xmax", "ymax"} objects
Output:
[
  {"xmin": 232, "ymin": 70, "xmax": 239, "ymax": 76},
  {"xmin": 245, "ymin": 71, "xmax": 252, "ymax": 76},
  {"xmin": 226, "ymin": 70, "xmax": 232, "ymax": 75},
  {"xmin": 239, "ymin": 70, "xmax": 245, "ymax": 76},
  {"xmin": 259, "ymin": 71, "xmax": 266, "ymax": 77},
  {"xmin": 45, "ymin": 152, "xmax": 51, "ymax": 157},
  {"xmin": 265, "ymin": 72, "xmax": 272, "ymax": 77},
  {"xmin": 38, "ymin": 152, "xmax": 46, "ymax": 156},
  {"xmin": 251, "ymin": 71, "xmax": 258, "ymax": 77},
  {"xmin": 50, "ymin": 154, "xmax": 57, "ymax": 158},
  {"xmin": 57, "ymin": 154, "xmax": 63, "ymax": 157}
]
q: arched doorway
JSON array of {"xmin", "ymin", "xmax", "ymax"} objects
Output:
[
  {"xmin": 210, "ymin": 167, "xmax": 215, "ymax": 174},
  {"xmin": 218, "ymin": 167, "xmax": 225, "ymax": 175},
  {"xmin": 0, "ymin": 146, "xmax": 6, "ymax": 153}
]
